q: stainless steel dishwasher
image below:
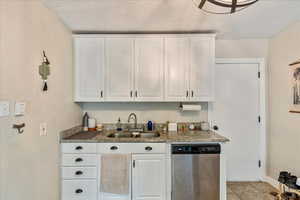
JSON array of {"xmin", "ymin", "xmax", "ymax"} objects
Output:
[{"xmin": 172, "ymin": 144, "xmax": 221, "ymax": 200}]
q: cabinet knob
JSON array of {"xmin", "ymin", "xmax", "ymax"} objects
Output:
[
  {"xmin": 135, "ymin": 91, "xmax": 138, "ymax": 97},
  {"xmin": 75, "ymin": 171, "xmax": 83, "ymax": 175},
  {"xmin": 213, "ymin": 125, "xmax": 219, "ymax": 131},
  {"xmin": 130, "ymin": 91, "xmax": 133, "ymax": 98},
  {"xmin": 75, "ymin": 158, "xmax": 83, "ymax": 162},
  {"xmin": 75, "ymin": 189, "xmax": 83, "ymax": 194},
  {"xmin": 186, "ymin": 91, "xmax": 189, "ymax": 98},
  {"xmin": 100, "ymin": 90, "xmax": 103, "ymax": 98},
  {"xmin": 75, "ymin": 146, "xmax": 83, "ymax": 150},
  {"xmin": 110, "ymin": 146, "xmax": 118, "ymax": 150},
  {"xmin": 145, "ymin": 146, "xmax": 153, "ymax": 151},
  {"xmin": 191, "ymin": 91, "xmax": 194, "ymax": 97}
]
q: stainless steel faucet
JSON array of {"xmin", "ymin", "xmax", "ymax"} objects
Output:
[{"xmin": 128, "ymin": 113, "xmax": 138, "ymax": 129}]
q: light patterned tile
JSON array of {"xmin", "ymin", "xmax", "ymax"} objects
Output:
[
  {"xmin": 227, "ymin": 193, "xmax": 241, "ymax": 200},
  {"xmin": 249, "ymin": 182, "xmax": 278, "ymax": 194}
]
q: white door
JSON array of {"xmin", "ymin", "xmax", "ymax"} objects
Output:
[
  {"xmin": 211, "ymin": 62, "xmax": 261, "ymax": 181},
  {"xmin": 134, "ymin": 38, "xmax": 164, "ymax": 101},
  {"xmin": 105, "ymin": 38, "xmax": 135, "ymax": 101},
  {"xmin": 190, "ymin": 37, "xmax": 215, "ymax": 101},
  {"xmin": 132, "ymin": 154, "xmax": 166, "ymax": 200},
  {"xmin": 165, "ymin": 37, "xmax": 190, "ymax": 101},
  {"xmin": 74, "ymin": 37, "xmax": 105, "ymax": 102}
]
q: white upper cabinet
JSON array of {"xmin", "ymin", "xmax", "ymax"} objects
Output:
[
  {"xmin": 132, "ymin": 154, "xmax": 166, "ymax": 200},
  {"xmin": 165, "ymin": 37, "xmax": 190, "ymax": 101},
  {"xmin": 74, "ymin": 37, "xmax": 105, "ymax": 102},
  {"xmin": 74, "ymin": 34, "xmax": 215, "ymax": 102},
  {"xmin": 105, "ymin": 38, "xmax": 135, "ymax": 101},
  {"xmin": 190, "ymin": 36, "xmax": 215, "ymax": 101},
  {"xmin": 134, "ymin": 38, "xmax": 164, "ymax": 102}
]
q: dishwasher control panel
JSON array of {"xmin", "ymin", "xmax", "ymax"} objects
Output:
[{"xmin": 172, "ymin": 144, "xmax": 221, "ymax": 154}]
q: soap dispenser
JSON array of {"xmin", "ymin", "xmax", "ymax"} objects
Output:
[
  {"xmin": 116, "ymin": 118, "xmax": 122, "ymax": 131},
  {"xmin": 82, "ymin": 112, "xmax": 89, "ymax": 132}
]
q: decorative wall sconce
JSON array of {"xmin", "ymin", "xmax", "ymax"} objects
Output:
[{"xmin": 39, "ymin": 51, "xmax": 51, "ymax": 91}]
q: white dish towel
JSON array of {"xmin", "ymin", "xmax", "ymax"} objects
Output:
[{"xmin": 100, "ymin": 154, "xmax": 130, "ymax": 195}]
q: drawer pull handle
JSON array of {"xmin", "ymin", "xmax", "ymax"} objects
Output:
[
  {"xmin": 145, "ymin": 146, "xmax": 153, "ymax": 151},
  {"xmin": 110, "ymin": 146, "xmax": 118, "ymax": 150},
  {"xmin": 75, "ymin": 146, "xmax": 83, "ymax": 150},
  {"xmin": 75, "ymin": 171, "xmax": 83, "ymax": 175},
  {"xmin": 75, "ymin": 189, "xmax": 83, "ymax": 194},
  {"xmin": 75, "ymin": 158, "xmax": 83, "ymax": 162}
]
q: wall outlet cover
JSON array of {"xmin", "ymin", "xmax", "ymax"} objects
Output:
[
  {"xmin": 0, "ymin": 101, "xmax": 10, "ymax": 117},
  {"xmin": 15, "ymin": 102, "xmax": 26, "ymax": 116}
]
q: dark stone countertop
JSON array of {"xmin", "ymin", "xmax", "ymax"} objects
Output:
[{"xmin": 60, "ymin": 126, "xmax": 229, "ymax": 143}]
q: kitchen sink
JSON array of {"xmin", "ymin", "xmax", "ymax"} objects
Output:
[
  {"xmin": 107, "ymin": 131, "xmax": 160, "ymax": 138},
  {"xmin": 139, "ymin": 132, "xmax": 160, "ymax": 138}
]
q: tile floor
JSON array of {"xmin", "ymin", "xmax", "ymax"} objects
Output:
[{"xmin": 227, "ymin": 182, "xmax": 278, "ymax": 200}]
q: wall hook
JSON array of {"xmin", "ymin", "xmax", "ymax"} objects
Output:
[{"xmin": 13, "ymin": 123, "xmax": 25, "ymax": 134}]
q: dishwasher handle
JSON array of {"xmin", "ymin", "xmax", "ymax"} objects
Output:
[{"xmin": 172, "ymin": 144, "xmax": 221, "ymax": 154}]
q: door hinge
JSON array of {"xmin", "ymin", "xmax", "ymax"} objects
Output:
[
  {"xmin": 258, "ymin": 116, "xmax": 261, "ymax": 123},
  {"xmin": 133, "ymin": 160, "xmax": 135, "ymax": 168},
  {"xmin": 258, "ymin": 160, "xmax": 261, "ymax": 168},
  {"xmin": 258, "ymin": 71, "xmax": 261, "ymax": 79}
]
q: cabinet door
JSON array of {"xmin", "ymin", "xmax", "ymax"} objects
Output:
[
  {"xmin": 165, "ymin": 37, "xmax": 190, "ymax": 101},
  {"xmin": 74, "ymin": 37, "xmax": 105, "ymax": 102},
  {"xmin": 190, "ymin": 37, "xmax": 215, "ymax": 101},
  {"xmin": 135, "ymin": 38, "xmax": 164, "ymax": 101},
  {"xmin": 132, "ymin": 154, "xmax": 166, "ymax": 200},
  {"xmin": 105, "ymin": 38, "xmax": 135, "ymax": 101}
]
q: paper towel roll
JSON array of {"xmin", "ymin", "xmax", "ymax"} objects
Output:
[{"xmin": 181, "ymin": 104, "xmax": 202, "ymax": 111}]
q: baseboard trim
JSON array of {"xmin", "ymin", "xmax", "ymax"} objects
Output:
[{"xmin": 263, "ymin": 176, "xmax": 280, "ymax": 188}]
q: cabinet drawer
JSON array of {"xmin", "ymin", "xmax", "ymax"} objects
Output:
[
  {"xmin": 98, "ymin": 143, "xmax": 166, "ymax": 154},
  {"xmin": 62, "ymin": 154, "xmax": 98, "ymax": 166},
  {"xmin": 62, "ymin": 167, "xmax": 97, "ymax": 179},
  {"xmin": 62, "ymin": 180, "xmax": 97, "ymax": 200},
  {"xmin": 61, "ymin": 143, "xmax": 97, "ymax": 154}
]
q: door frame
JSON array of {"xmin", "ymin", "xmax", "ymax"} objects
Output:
[{"xmin": 208, "ymin": 58, "xmax": 267, "ymax": 181}]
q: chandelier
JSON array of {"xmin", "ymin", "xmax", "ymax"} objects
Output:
[{"xmin": 193, "ymin": 0, "xmax": 259, "ymax": 14}]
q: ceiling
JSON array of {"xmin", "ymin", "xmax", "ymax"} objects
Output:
[{"xmin": 43, "ymin": 0, "xmax": 300, "ymax": 39}]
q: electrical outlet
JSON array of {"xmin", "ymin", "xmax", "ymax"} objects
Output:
[
  {"xmin": 0, "ymin": 101, "xmax": 10, "ymax": 117},
  {"xmin": 15, "ymin": 102, "xmax": 26, "ymax": 116},
  {"xmin": 40, "ymin": 123, "xmax": 47, "ymax": 136}
]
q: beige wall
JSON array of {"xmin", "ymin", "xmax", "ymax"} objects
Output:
[
  {"xmin": 0, "ymin": 1, "xmax": 82, "ymax": 200},
  {"xmin": 216, "ymin": 39, "xmax": 269, "ymax": 58},
  {"xmin": 267, "ymin": 22, "xmax": 300, "ymax": 179}
]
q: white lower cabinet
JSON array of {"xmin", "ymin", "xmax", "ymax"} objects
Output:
[
  {"xmin": 62, "ymin": 180, "xmax": 98, "ymax": 200},
  {"xmin": 132, "ymin": 154, "xmax": 166, "ymax": 200},
  {"xmin": 61, "ymin": 143, "xmax": 168, "ymax": 200}
]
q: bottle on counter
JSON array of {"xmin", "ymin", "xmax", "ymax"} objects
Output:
[
  {"xmin": 82, "ymin": 112, "xmax": 89, "ymax": 132},
  {"xmin": 116, "ymin": 118, "xmax": 122, "ymax": 131},
  {"xmin": 88, "ymin": 118, "xmax": 96, "ymax": 131},
  {"xmin": 147, "ymin": 120, "xmax": 154, "ymax": 131}
]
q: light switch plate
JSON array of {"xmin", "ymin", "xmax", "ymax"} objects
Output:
[
  {"xmin": 0, "ymin": 101, "xmax": 10, "ymax": 117},
  {"xmin": 15, "ymin": 102, "xmax": 26, "ymax": 116}
]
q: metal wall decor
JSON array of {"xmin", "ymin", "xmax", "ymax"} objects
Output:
[
  {"xmin": 39, "ymin": 51, "xmax": 51, "ymax": 91},
  {"xmin": 193, "ymin": 0, "xmax": 259, "ymax": 14}
]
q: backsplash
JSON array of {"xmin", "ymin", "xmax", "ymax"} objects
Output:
[{"xmin": 81, "ymin": 102, "xmax": 208, "ymax": 123}]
